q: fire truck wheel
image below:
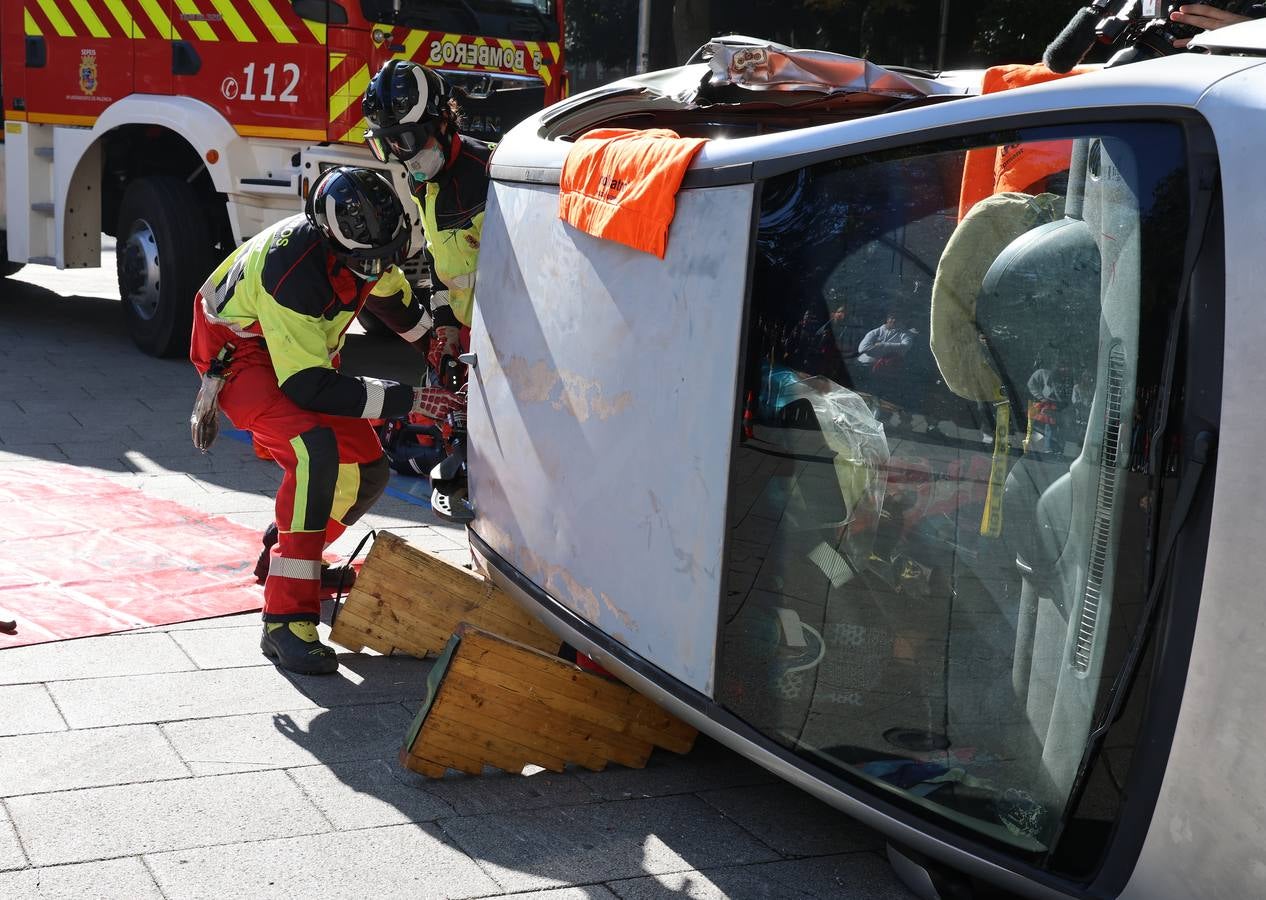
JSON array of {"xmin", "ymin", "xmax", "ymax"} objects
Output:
[{"xmin": 116, "ymin": 176, "xmax": 213, "ymax": 358}]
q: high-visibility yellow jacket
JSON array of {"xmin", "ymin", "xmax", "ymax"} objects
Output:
[
  {"xmin": 411, "ymin": 134, "xmax": 493, "ymax": 328},
  {"xmin": 192, "ymin": 214, "xmax": 429, "ymax": 419}
]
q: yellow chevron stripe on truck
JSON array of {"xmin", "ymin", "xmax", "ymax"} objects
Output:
[
  {"xmin": 329, "ymin": 64, "xmax": 369, "ymax": 125},
  {"xmin": 22, "ymin": 0, "xmax": 343, "ymax": 43},
  {"xmin": 101, "ymin": 0, "xmax": 140, "ymax": 39},
  {"xmin": 392, "ymin": 27, "xmax": 429, "ymax": 61},
  {"xmin": 209, "ymin": 0, "xmax": 256, "ymax": 42},
  {"xmin": 67, "ymin": 0, "xmax": 109, "ymax": 38},
  {"xmin": 245, "ymin": 0, "xmax": 296, "ymax": 44},
  {"xmin": 136, "ymin": 0, "xmax": 175, "ymax": 38},
  {"xmin": 173, "ymin": 0, "xmax": 218, "ymax": 40},
  {"xmin": 34, "ymin": 0, "xmax": 75, "ymax": 36}
]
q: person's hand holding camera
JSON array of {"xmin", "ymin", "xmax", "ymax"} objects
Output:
[{"xmin": 1170, "ymin": 3, "xmax": 1254, "ymax": 47}]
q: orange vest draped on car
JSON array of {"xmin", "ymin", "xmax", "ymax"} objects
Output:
[
  {"xmin": 957, "ymin": 64, "xmax": 1093, "ymax": 221},
  {"xmin": 559, "ymin": 128, "xmax": 709, "ymax": 258}
]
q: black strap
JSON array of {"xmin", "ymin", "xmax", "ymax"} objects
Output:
[{"xmin": 328, "ymin": 529, "xmax": 377, "ymax": 626}]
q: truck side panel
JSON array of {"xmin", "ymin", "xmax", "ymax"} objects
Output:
[
  {"xmin": 2, "ymin": 0, "xmax": 26, "ymax": 121},
  {"xmin": 166, "ymin": 0, "xmax": 328, "ymax": 141},
  {"xmin": 17, "ymin": 0, "xmax": 134, "ymax": 125},
  {"xmin": 14, "ymin": 0, "xmax": 329, "ymax": 137}
]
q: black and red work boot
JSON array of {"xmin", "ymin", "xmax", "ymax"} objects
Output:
[
  {"xmin": 260, "ymin": 620, "xmax": 339, "ymax": 675},
  {"xmin": 253, "ymin": 524, "xmax": 357, "ymax": 592}
]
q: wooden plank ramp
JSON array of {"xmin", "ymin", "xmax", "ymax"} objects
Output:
[
  {"xmin": 401, "ymin": 625, "xmax": 698, "ymax": 778},
  {"xmin": 329, "ymin": 530, "xmax": 559, "ymax": 658}
]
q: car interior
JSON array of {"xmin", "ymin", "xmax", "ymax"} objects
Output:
[{"xmin": 714, "ymin": 123, "xmax": 1190, "ymax": 857}]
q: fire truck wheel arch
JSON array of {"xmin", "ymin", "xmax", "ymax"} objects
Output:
[
  {"xmin": 76, "ymin": 95, "xmax": 295, "ymax": 356},
  {"xmin": 91, "ymin": 95, "xmax": 244, "ymax": 199},
  {"xmin": 90, "ymin": 95, "xmax": 304, "ymax": 252}
]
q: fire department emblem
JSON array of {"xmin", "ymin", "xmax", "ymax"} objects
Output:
[{"xmin": 78, "ymin": 50, "xmax": 98, "ymax": 96}]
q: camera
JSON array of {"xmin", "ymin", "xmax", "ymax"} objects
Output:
[
  {"xmin": 1045, "ymin": 0, "xmax": 1262, "ymax": 72},
  {"xmin": 1102, "ymin": 0, "xmax": 1257, "ymax": 66}
]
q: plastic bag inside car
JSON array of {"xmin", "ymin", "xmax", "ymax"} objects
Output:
[{"xmin": 757, "ymin": 367, "xmax": 890, "ymax": 571}]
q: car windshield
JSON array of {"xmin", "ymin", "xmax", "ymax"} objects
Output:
[{"xmin": 716, "ymin": 121, "xmax": 1193, "ymax": 856}]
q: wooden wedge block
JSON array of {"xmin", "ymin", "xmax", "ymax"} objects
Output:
[
  {"xmin": 401, "ymin": 625, "xmax": 698, "ymax": 778},
  {"xmin": 330, "ymin": 531, "xmax": 559, "ymax": 658}
]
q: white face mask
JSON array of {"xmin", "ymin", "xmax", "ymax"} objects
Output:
[{"xmin": 405, "ymin": 142, "xmax": 447, "ymax": 183}]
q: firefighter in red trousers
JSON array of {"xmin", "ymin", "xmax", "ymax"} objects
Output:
[{"xmin": 189, "ymin": 167, "xmax": 461, "ymax": 675}]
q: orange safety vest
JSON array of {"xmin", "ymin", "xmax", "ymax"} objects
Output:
[
  {"xmin": 957, "ymin": 64, "xmax": 1093, "ymax": 221},
  {"xmin": 559, "ymin": 128, "xmax": 708, "ymax": 258}
]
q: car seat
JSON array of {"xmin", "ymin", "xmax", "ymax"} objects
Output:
[{"xmin": 932, "ymin": 136, "xmax": 1143, "ymax": 819}]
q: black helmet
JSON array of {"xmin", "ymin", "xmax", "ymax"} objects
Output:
[
  {"xmin": 362, "ymin": 60, "xmax": 452, "ymax": 164},
  {"xmin": 304, "ymin": 167, "xmax": 410, "ymax": 279}
]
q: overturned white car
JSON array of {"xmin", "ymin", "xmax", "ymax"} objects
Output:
[{"xmin": 462, "ymin": 20, "xmax": 1266, "ymax": 900}]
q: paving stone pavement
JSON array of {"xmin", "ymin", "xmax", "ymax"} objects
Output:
[{"xmin": 0, "ymin": 255, "xmax": 916, "ymax": 898}]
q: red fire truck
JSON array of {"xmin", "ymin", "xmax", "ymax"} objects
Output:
[{"xmin": 0, "ymin": 0, "xmax": 566, "ymax": 355}]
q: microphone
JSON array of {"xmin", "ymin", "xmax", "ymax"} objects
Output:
[{"xmin": 1043, "ymin": 6, "xmax": 1103, "ymax": 73}]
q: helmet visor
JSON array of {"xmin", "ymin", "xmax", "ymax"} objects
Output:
[{"xmin": 364, "ymin": 120, "xmax": 438, "ymax": 163}]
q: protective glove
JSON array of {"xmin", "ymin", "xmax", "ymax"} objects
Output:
[
  {"xmin": 411, "ymin": 386, "xmax": 464, "ymax": 419},
  {"xmin": 190, "ymin": 345, "xmax": 234, "ymax": 453},
  {"xmin": 427, "ymin": 325, "xmax": 462, "ymax": 373},
  {"xmin": 189, "ymin": 376, "xmax": 223, "ymax": 453}
]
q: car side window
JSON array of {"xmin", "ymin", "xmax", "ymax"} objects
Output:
[{"xmin": 718, "ymin": 123, "xmax": 1191, "ymax": 855}]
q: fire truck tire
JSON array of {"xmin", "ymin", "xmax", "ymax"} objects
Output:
[{"xmin": 116, "ymin": 176, "xmax": 213, "ymax": 358}]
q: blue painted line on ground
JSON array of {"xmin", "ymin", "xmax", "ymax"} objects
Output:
[{"xmin": 223, "ymin": 428, "xmax": 434, "ymax": 509}]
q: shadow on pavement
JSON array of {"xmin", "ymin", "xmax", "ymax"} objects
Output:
[
  {"xmin": 0, "ymin": 275, "xmax": 438, "ymax": 526},
  {"xmin": 273, "ymin": 648, "xmax": 906, "ymax": 898}
]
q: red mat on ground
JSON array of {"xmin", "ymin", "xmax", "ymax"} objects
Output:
[{"xmin": 0, "ymin": 460, "xmax": 266, "ymax": 648}]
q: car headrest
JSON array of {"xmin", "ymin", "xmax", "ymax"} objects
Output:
[
  {"xmin": 975, "ymin": 216, "xmax": 1101, "ymax": 396},
  {"xmin": 930, "ymin": 192, "xmax": 1063, "ymax": 402}
]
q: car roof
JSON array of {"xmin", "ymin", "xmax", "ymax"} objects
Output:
[{"xmin": 491, "ymin": 42, "xmax": 1265, "ymax": 183}]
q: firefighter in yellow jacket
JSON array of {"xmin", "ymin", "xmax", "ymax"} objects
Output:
[
  {"xmin": 361, "ymin": 61, "xmax": 491, "ymax": 370},
  {"xmin": 190, "ymin": 167, "xmax": 461, "ymax": 675}
]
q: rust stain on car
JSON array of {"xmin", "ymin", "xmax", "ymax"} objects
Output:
[{"xmin": 502, "ymin": 355, "xmax": 633, "ymax": 422}]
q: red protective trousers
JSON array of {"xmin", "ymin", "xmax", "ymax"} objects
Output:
[{"xmin": 209, "ymin": 338, "xmax": 388, "ymax": 620}]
